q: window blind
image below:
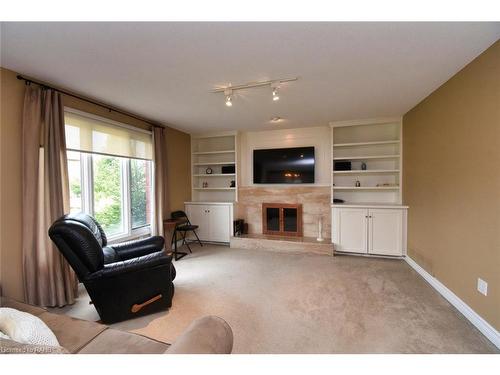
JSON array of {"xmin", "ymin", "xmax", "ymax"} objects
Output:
[{"xmin": 64, "ymin": 110, "xmax": 153, "ymax": 160}]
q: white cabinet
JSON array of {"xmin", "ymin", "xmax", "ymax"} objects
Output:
[
  {"xmin": 186, "ymin": 204, "xmax": 209, "ymax": 240},
  {"xmin": 208, "ymin": 205, "xmax": 231, "ymax": 242},
  {"xmin": 369, "ymin": 209, "xmax": 403, "ymax": 256},
  {"xmin": 332, "ymin": 205, "xmax": 407, "ymax": 256},
  {"xmin": 335, "ymin": 208, "xmax": 368, "ymax": 253},
  {"xmin": 185, "ymin": 202, "xmax": 233, "ymax": 243}
]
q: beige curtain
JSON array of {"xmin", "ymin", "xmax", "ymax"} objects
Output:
[
  {"xmin": 22, "ymin": 85, "xmax": 78, "ymax": 307},
  {"xmin": 153, "ymin": 126, "xmax": 170, "ymax": 237}
]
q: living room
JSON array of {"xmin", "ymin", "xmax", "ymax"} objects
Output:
[{"xmin": 1, "ymin": 2, "xmax": 499, "ymax": 373}]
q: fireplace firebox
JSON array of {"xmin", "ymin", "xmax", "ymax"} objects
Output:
[{"xmin": 262, "ymin": 203, "xmax": 303, "ymax": 236}]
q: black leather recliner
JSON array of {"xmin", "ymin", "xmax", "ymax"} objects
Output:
[{"xmin": 48, "ymin": 213, "xmax": 176, "ymax": 324}]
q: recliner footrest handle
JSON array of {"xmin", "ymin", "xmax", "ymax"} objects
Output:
[{"xmin": 131, "ymin": 294, "xmax": 163, "ymax": 313}]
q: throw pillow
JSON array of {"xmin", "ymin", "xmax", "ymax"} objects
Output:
[{"xmin": 0, "ymin": 308, "xmax": 59, "ymax": 347}]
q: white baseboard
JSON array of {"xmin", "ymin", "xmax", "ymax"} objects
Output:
[{"xmin": 405, "ymin": 256, "xmax": 500, "ymax": 349}]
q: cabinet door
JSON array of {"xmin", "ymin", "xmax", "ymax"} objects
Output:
[
  {"xmin": 368, "ymin": 209, "xmax": 403, "ymax": 256},
  {"xmin": 185, "ymin": 204, "xmax": 209, "ymax": 241},
  {"xmin": 335, "ymin": 208, "xmax": 368, "ymax": 253},
  {"xmin": 208, "ymin": 205, "xmax": 231, "ymax": 242}
]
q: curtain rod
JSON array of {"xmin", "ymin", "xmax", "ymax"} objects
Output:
[{"xmin": 16, "ymin": 74, "xmax": 162, "ymax": 128}]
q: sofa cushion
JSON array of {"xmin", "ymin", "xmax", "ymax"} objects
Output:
[
  {"xmin": 37, "ymin": 312, "xmax": 106, "ymax": 353},
  {"xmin": 77, "ymin": 329, "xmax": 169, "ymax": 354}
]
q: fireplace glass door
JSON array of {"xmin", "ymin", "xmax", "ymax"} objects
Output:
[
  {"xmin": 262, "ymin": 203, "xmax": 302, "ymax": 236},
  {"xmin": 283, "ymin": 208, "xmax": 298, "ymax": 233}
]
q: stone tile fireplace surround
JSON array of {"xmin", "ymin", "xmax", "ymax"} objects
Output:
[{"xmin": 236, "ymin": 186, "xmax": 331, "ymax": 239}]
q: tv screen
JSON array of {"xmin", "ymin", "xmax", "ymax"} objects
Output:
[{"xmin": 253, "ymin": 147, "xmax": 315, "ymax": 184}]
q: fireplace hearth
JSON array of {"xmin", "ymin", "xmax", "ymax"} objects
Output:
[{"xmin": 262, "ymin": 203, "xmax": 303, "ymax": 237}]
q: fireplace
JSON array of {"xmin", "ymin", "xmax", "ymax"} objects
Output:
[{"xmin": 262, "ymin": 203, "xmax": 303, "ymax": 237}]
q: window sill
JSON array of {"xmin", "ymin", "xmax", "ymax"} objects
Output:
[{"xmin": 107, "ymin": 227, "xmax": 152, "ymax": 244}]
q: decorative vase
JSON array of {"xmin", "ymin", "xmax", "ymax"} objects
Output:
[{"xmin": 317, "ymin": 216, "xmax": 324, "ymax": 242}]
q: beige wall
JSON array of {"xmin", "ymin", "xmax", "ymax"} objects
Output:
[
  {"xmin": 0, "ymin": 67, "xmax": 191, "ymax": 301},
  {"xmin": 403, "ymin": 41, "xmax": 500, "ymax": 330}
]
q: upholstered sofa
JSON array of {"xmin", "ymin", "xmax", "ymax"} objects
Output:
[{"xmin": 0, "ymin": 297, "xmax": 233, "ymax": 354}]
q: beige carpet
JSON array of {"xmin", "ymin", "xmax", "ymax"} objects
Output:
[{"xmin": 53, "ymin": 244, "xmax": 498, "ymax": 353}]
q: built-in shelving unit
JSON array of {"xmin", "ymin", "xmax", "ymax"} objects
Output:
[
  {"xmin": 191, "ymin": 131, "xmax": 238, "ymax": 202},
  {"xmin": 329, "ymin": 118, "xmax": 402, "ymax": 204}
]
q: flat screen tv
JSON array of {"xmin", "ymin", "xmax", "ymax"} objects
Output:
[{"xmin": 253, "ymin": 147, "xmax": 315, "ymax": 184}]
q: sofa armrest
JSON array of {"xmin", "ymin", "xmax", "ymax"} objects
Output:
[
  {"xmin": 110, "ymin": 236, "xmax": 165, "ymax": 260},
  {"xmin": 165, "ymin": 316, "xmax": 233, "ymax": 354}
]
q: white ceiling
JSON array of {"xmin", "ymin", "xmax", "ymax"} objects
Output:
[{"xmin": 1, "ymin": 22, "xmax": 499, "ymax": 133}]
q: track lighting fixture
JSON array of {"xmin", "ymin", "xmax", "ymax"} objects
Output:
[{"xmin": 212, "ymin": 77, "xmax": 297, "ymax": 107}]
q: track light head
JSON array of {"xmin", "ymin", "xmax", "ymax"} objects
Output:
[
  {"xmin": 224, "ymin": 89, "xmax": 233, "ymax": 107},
  {"xmin": 271, "ymin": 82, "xmax": 280, "ymax": 101},
  {"xmin": 272, "ymin": 88, "xmax": 280, "ymax": 101}
]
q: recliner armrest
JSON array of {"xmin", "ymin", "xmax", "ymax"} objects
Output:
[
  {"xmin": 110, "ymin": 236, "xmax": 165, "ymax": 260},
  {"xmin": 88, "ymin": 251, "xmax": 172, "ymax": 280}
]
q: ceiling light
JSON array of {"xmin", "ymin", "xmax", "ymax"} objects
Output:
[
  {"xmin": 270, "ymin": 117, "xmax": 282, "ymax": 123},
  {"xmin": 212, "ymin": 77, "xmax": 297, "ymax": 106},
  {"xmin": 271, "ymin": 82, "xmax": 280, "ymax": 101},
  {"xmin": 272, "ymin": 88, "xmax": 280, "ymax": 101},
  {"xmin": 224, "ymin": 89, "xmax": 233, "ymax": 107}
]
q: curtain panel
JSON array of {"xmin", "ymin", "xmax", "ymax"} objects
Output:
[
  {"xmin": 22, "ymin": 86, "xmax": 78, "ymax": 307},
  {"xmin": 153, "ymin": 126, "xmax": 170, "ymax": 237}
]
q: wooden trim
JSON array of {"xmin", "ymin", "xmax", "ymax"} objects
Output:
[
  {"xmin": 262, "ymin": 203, "xmax": 303, "ymax": 236},
  {"xmin": 131, "ymin": 294, "xmax": 162, "ymax": 313}
]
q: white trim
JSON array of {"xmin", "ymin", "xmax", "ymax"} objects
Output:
[
  {"xmin": 405, "ymin": 256, "xmax": 500, "ymax": 349},
  {"xmin": 329, "ymin": 117, "xmax": 402, "ymax": 128},
  {"xmin": 64, "ymin": 106, "xmax": 152, "ymax": 135},
  {"xmin": 191, "ymin": 130, "xmax": 237, "ymax": 138}
]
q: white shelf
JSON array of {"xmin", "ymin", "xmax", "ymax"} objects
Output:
[
  {"xmin": 193, "ymin": 161, "xmax": 236, "ymax": 166},
  {"xmin": 333, "ymin": 186, "xmax": 400, "ymax": 191},
  {"xmin": 333, "ymin": 140, "xmax": 400, "ymax": 147},
  {"xmin": 193, "ymin": 187, "xmax": 236, "ymax": 191},
  {"xmin": 333, "ymin": 155, "xmax": 400, "ymax": 161},
  {"xmin": 333, "ymin": 169, "xmax": 400, "ymax": 175},
  {"xmin": 191, "ymin": 132, "xmax": 238, "ymax": 203},
  {"xmin": 331, "ymin": 202, "xmax": 408, "ymax": 208},
  {"xmin": 193, "ymin": 174, "xmax": 236, "ymax": 177},
  {"xmin": 192, "ymin": 150, "xmax": 235, "ymax": 155}
]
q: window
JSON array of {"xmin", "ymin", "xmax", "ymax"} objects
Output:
[{"xmin": 65, "ymin": 109, "xmax": 154, "ymax": 241}]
